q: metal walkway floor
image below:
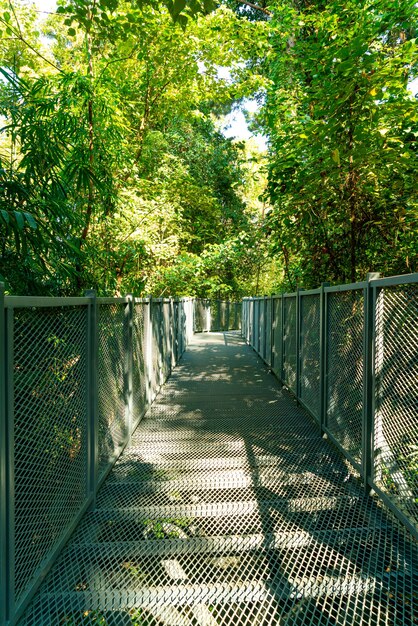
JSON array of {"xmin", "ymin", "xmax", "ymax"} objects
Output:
[{"xmin": 21, "ymin": 332, "xmax": 417, "ymax": 626}]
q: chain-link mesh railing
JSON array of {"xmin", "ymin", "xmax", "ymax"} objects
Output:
[
  {"xmin": 193, "ymin": 298, "xmax": 208, "ymax": 332},
  {"xmin": 132, "ymin": 302, "xmax": 147, "ymax": 431},
  {"xmin": 259, "ymin": 298, "xmax": 266, "ymax": 360},
  {"xmin": 326, "ymin": 288, "xmax": 365, "ymax": 465},
  {"xmin": 242, "ymin": 274, "xmax": 418, "ymax": 539},
  {"xmin": 12, "ymin": 305, "xmax": 89, "ymax": 609},
  {"xmin": 271, "ymin": 296, "xmax": 282, "ymax": 378},
  {"xmin": 300, "ymin": 292, "xmax": 321, "ymax": 419},
  {"xmin": 265, "ymin": 297, "xmax": 272, "ymax": 366},
  {"xmin": 0, "ymin": 293, "xmax": 193, "ymax": 625},
  {"xmin": 254, "ymin": 298, "xmax": 260, "ymax": 354},
  {"xmin": 98, "ymin": 301, "xmax": 127, "ymax": 480},
  {"xmin": 373, "ymin": 283, "xmax": 418, "ymax": 523},
  {"xmin": 193, "ymin": 299, "xmax": 242, "ymax": 332},
  {"xmin": 283, "ymin": 296, "xmax": 297, "ymax": 393}
]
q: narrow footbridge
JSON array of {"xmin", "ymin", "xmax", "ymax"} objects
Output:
[
  {"xmin": 18, "ymin": 332, "xmax": 418, "ymax": 626},
  {"xmin": 1, "ymin": 280, "xmax": 417, "ymax": 626}
]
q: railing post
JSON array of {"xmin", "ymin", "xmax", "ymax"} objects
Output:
[
  {"xmin": 261, "ymin": 295, "xmax": 267, "ymax": 361},
  {"xmin": 243, "ymin": 301, "xmax": 247, "ymax": 339},
  {"xmin": 280, "ymin": 294, "xmax": 285, "ymax": 383},
  {"xmin": 296, "ymin": 288, "xmax": 302, "ymax": 403},
  {"xmin": 363, "ymin": 272, "xmax": 380, "ymax": 493},
  {"xmin": 169, "ymin": 298, "xmax": 174, "ymax": 372},
  {"xmin": 174, "ymin": 299, "xmax": 179, "ymax": 363},
  {"xmin": 270, "ymin": 296, "xmax": 274, "ymax": 368},
  {"xmin": 159, "ymin": 300, "xmax": 164, "ymax": 386},
  {"xmin": 124, "ymin": 294, "xmax": 134, "ymax": 440},
  {"xmin": 206, "ymin": 300, "xmax": 210, "ymax": 333},
  {"xmin": 3, "ymin": 303, "xmax": 15, "ymax": 623},
  {"xmin": 0, "ymin": 283, "xmax": 7, "ymax": 626},
  {"xmin": 177, "ymin": 300, "xmax": 182, "ymax": 357},
  {"xmin": 319, "ymin": 282, "xmax": 330, "ymax": 434},
  {"xmin": 85, "ymin": 290, "xmax": 98, "ymax": 508},
  {"xmin": 217, "ymin": 300, "xmax": 221, "ymax": 332}
]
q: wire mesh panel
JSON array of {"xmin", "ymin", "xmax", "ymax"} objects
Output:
[
  {"xmin": 194, "ymin": 300, "xmax": 210, "ymax": 332},
  {"xmin": 247, "ymin": 300, "xmax": 254, "ymax": 346},
  {"xmin": 230, "ymin": 302, "xmax": 237, "ymax": 331},
  {"xmin": 233, "ymin": 302, "xmax": 242, "ymax": 331},
  {"xmin": 163, "ymin": 302, "xmax": 172, "ymax": 378},
  {"xmin": 159, "ymin": 304, "xmax": 166, "ymax": 380},
  {"xmin": 300, "ymin": 293, "xmax": 321, "ymax": 419},
  {"xmin": 151, "ymin": 302, "xmax": 162, "ymax": 398},
  {"xmin": 373, "ymin": 284, "xmax": 418, "ymax": 529},
  {"xmin": 210, "ymin": 301, "xmax": 221, "ymax": 332},
  {"xmin": 184, "ymin": 299, "xmax": 194, "ymax": 345},
  {"xmin": 194, "ymin": 300, "xmax": 240, "ymax": 333},
  {"xmin": 12, "ymin": 306, "xmax": 89, "ymax": 607},
  {"xmin": 193, "ymin": 300, "xmax": 204, "ymax": 333},
  {"xmin": 241, "ymin": 300, "xmax": 246, "ymax": 338},
  {"xmin": 97, "ymin": 302, "xmax": 127, "ymax": 481},
  {"xmin": 178, "ymin": 301, "xmax": 184, "ymax": 357},
  {"xmin": 271, "ymin": 297, "xmax": 282, "ymax": 379},
  {"xmin": 169, "ymin": 302, "xmax": 176, "ymax": 370},
  {"xmin": 132, "ymin": 303, "xmax": 147, "ymax": 431},
  {"xmin": 326, "ymin": 289, "xmax": 364, "ymax": 465},
  {"xmin": 283, "ymin": 296, "xmax": 297, "ymax": 392},
  {"xmin": 259, "ymin": 299, "xmax": 266, "ymax": 359},
  {"xmin": 219, "ymin": 302, "xmax": 227, "ymax": 331},
  {"xmin": 249, "ymin": 300, "xmax": 254, "ymax": 345},
  {"xmin": 164, "ymin": 300, "xmax": 173, "ymax": 372},
  {"xmin": 254, "ymin": 299, "xmax": 260, "ymax": 354},
  {"xmin": 178, "ymin": 299, "xmax": 190, "ymax": 357},
  {"xmin": 265, "ymin": 298, "xmax": 272, "ymax": 366}
]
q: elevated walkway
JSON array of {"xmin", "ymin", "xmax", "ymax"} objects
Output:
[{"xmin": 21, "ymin": 332, "xmax": 417, "ymax": 626}]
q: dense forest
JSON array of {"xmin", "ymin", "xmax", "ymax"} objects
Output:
[{"xmin": 0, "ymin": 0, "xmax": 416, "ymax": 296}]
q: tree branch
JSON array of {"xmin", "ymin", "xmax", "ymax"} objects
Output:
[
  {"xmin": 236, "ymin": 0, "xmax": 272, "ymax": 17},
  {"xmin": 98, "ymin": 44, "xmax": 140, "ymax": 80},
  {"xmin": 0, "ymin": 15, "xmax": 63, "ymax": 73}
]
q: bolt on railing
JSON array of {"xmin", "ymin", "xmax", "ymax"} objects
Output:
[
  {"xmin": 242, "ymin": 273, "xmax": 418, "ymax": 541},
  {"xmin": 0, "ymin": 291, "xmax": 194, "ymax": 626}
]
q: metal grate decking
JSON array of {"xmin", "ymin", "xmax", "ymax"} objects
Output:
[{"xmin": 20, "ymin": 332, "xmax": 417, "ymax": 626}]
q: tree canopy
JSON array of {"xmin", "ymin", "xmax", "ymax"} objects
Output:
[{"xmin": 0, "ymin": 0, "xmax": 416, "ymax": 296}]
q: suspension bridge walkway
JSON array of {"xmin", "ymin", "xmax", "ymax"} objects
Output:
[{"xmin": 19, "ymin": 330, "xmax": 417, "ymax": 626}]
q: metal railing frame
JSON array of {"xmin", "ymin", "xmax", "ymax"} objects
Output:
[
  {"xmin": 0, "ymin": 291, "xmax": 194, "ymax": 626},
  {"xmin": 242, "ymin": 273, "xmax": 418, "ymax": 541}
]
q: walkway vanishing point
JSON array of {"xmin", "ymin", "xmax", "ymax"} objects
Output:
[{"xmin": 21, "ymin": 332, "xmax": 417, "ymax": 626}]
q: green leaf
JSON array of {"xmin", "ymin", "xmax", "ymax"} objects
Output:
[
  {"xmin": 0, "ymin": 210, "xmax": 9, "ymax": 225},
  {"xmin": 13, "ymin": 211, "xmax": 25, "ymax": 231},
  {"xmin": 3, "ymin": 11, "xmax": 10, "ymax": 22},
  {"xmin": 203, "ymin": 0, "xmax": 216, "ymax": 12},
  {"xmin": 68, "ymin": 27, "xmax": 76, "ymax": 36},
  {"xmin": 331, "ymin": 148, "xmax": 340, "ymax": 166},
  {"xmin": 23, "ymin": 212, "xmax": 37, "ymax": 230},
  {"xmin": 175, "ymin": 13, "xmax": 188, "ymax": 29},
  {"xmin": 173, "ymin": 0, "xmax": 186, "ymax": 17}
]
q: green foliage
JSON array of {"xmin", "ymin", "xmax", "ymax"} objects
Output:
[
  {"xmin": 0, "ymin": 1, "xmax": 269, "ymax": 296},
  {"xmin": 3, "ymin": 0, "xmax": 414, "ymax": 297},
  {"xmin": 263, "ymin": 0, "xmax": 418, "ymax": 289}
]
